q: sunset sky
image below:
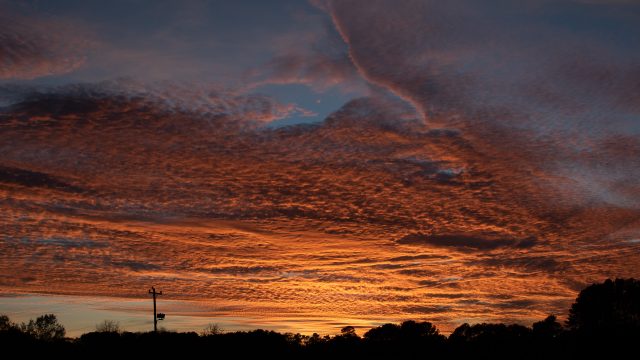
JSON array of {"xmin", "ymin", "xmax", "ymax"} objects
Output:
[{"xmin": 1, "ymin": 0, "xmax": 639, "ymax": 336}]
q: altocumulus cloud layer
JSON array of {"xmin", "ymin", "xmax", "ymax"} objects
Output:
[
  {"xmin": 1, "ymin": 0, "xmax": 640, "ymax": 333},
  {"xmin": 0, "ymin": 14, "xmax": 88, "ymax": 80}
]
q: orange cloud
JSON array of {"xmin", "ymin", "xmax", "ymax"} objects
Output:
[{"xmin": 1, "ymin": 82, "xmax": 639, "ymax": 333}]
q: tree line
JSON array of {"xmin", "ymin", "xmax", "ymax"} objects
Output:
[{"xmin": 1, "ymin": 278, "xmax": 639, "ymax": 359}]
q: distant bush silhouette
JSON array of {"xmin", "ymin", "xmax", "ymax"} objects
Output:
[
  {"xmin": 96, "ymin": 320, "xmax": 121, "ymax": 333},
  {"xmin": 20, "ymin": 314, "xmax": 66, "ymax": 341},
  {"xmin": 364, "ymin": 320, "xmax": 443, "ymax": 343},
  {"xmin": 0, "ymin": 314, "xmax": 16, "ymax": 331},
  {"xmin": 450, "ymin": 322, "xmax": 531, "ymax": 343},
  {"xmin": 532, "ymin": 315, "xmax": 563, "ymax": 339},
  {"xmin": 363, "ymin": 320, "xmax": 445, "ymax": 357},
  {"xmin": 201, "ymin": 322, "xmax": 224, "ymax": 336}
]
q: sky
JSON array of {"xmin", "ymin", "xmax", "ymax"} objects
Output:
[{"xmin": 1, "ymin": 0, "xmax": 639, "ymax": 337}]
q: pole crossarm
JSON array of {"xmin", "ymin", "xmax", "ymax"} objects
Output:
[{"xmin": 149, "ymin": 287, "xmax": 163, "ymax": 332}]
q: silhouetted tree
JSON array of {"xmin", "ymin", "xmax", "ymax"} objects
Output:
[
  {"xmin": 400, "ymin": 320, "xmax": 442, "ymax": 340},
  {"xmin": 532, "ymin": 315, "xmax": 563, "ymax": 338},
  {"xmin": 201, "ymin": 323, "xmax": 224, "ymax": 336},
  {"xmin": 363, "ymin": 323, "xmax": 400, "ymax": 343},
  {"xmin": 20, "ymin": 314, "xmax": 66, "ymax": 341},
  {"xmin": 340, "ymin": 325, "xmax": 357, "ymax": 337},
  {"xmin": 363, "ymin": 321, "xmax": 445, "ymax": 357},
  {"xmin": 302, "ymin": 332, "xmax": 330, "ymax": 356},
  {"xmin": 327, "ymin": 325, "xmax": 361, "ymax": 356},
  {"xmin": 449, "ymin": 322, "xmax": 533, "ymax": 359},
  {"xmin": 305, "ymin": 332, "xmax": 325, "ymax": 346},
  {"xmin": 0, "ymin": 314, "xmax": 17, "ymax": 331},
  {"xmin": 450, "ymin": 322, "xmax": 531, "ymax": 343},
  {"xmin": 96, "ymin": 320, "xmax": 120, "ymax": 333},
  {"xmin": 567, "ymin": 278, "xmax": 640, "ymax": 334},
  {"xmin": 364, "ymin": 320, "xmax": 444, "ymax": 343}
]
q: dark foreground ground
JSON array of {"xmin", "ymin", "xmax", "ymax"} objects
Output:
[{"xmin": 2, "ymin": 324, "xmax": 640, "ymax": 359}]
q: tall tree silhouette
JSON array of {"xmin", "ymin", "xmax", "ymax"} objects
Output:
[{"xmin": 567, "ymin": 278, "xmax": 640, "ymax": 333}]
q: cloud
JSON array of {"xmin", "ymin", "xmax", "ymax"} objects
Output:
[
  {"xmin": 416, "ymin": 279, "xmax": 461, "ymax": 288},
  {"xmin": 397, "ymin": 233, "xmax": 537, "ymax": 251},
  {"xmin": 472, "ymin": 255, "xmax": 569, "ymax": 274},
  {"xmin": 0, "ymin": 14, "xmax": 88, "ymax": 80},
  {"xmin": 318, "ymin": 0, "xmax": 640, "ymax": 213},
  {"xmin": 387, "ymin": 254, "xmax": 450, "ymax": 262},
  {"xmin": 1, "ymin": 80, "xmax": 315, "ymax": 125},
  {"xmin": 105, "ymin": 259, "xmax": 160, "ymax": 272},
  {"xmin": 0, "ymin": 12, "xmax": 640, "ymax": 328},
  {"xmin": 0, "ymin": 165, "xmax": 83, "ymax": 193},
  {"xmin": 321, "ymin": 0, "xmax": 640, "ymax": 119},
  {"xmin": 493, "ymin": 298, "xmax": 537, "ymax": 309},
  {"xmin": 243, "ymin": 10, "xmax": 367, "ymax": 95},
  {"xmin": 249, "ymin": 50, "xmax": 366, "ymax": 94},
  {"xmin": 208, "ymin": 266, "xmax": 281, "ymax": 275},
  {"xmin": 2, "ymin": 0, "xmax": 640, "ymax": 331},
  {"xmin": 402, "ymin": 305, "xmax": 452, "ymax": 314},
  {"xmin": 35, "ymin": 237, "xmax": 108, "ymax": 249}
]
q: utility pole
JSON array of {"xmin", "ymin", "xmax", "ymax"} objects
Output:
[{"xmin": 148, "ymin": 286, "xmax": 162, "ymax": 332}]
